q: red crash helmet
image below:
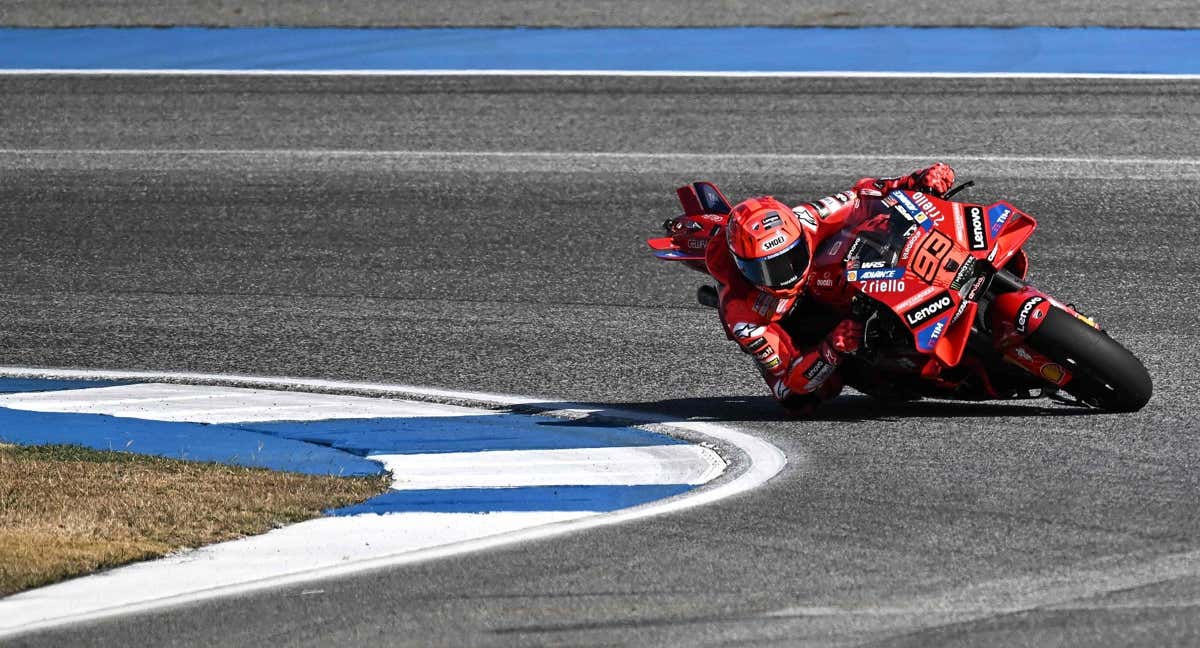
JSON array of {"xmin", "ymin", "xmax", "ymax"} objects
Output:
[{"xmin": 725, "ymin": 196, "xmax": 813, "ymax": 297}]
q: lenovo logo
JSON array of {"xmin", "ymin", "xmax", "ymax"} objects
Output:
[
  {"xmin": 904, "ymin": 293, "xmax": 954, "ymax": 327},
  {"xmin": 1016, "ymin": 296, "xmax": 1045, "ymax": 334},
  {"xmin": 966, "ymin": 206, "xmax": 987, "ymax": 251}
]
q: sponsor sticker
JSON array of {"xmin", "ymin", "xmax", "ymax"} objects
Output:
[
  {"xmin": 754, "ymin": 345, "xmax": 775, "ymax": 360},
  {"xmin": 987, "ymin": 204, "xmax": 1013, "ymax": 238},
  {"xmin": 964, "ymin": 273, "xmax": 989, "ymax": 301},
  {"xmin": 753, "ymin": 293, "xmax": 778, "ymax": 317},
  {"xmin": 764, "ymin": 357, "xmax": 782, "ymax": 370},
  {"xmin": 1040, "ymin": 363, "xmax": 1067, "ymax": 383},
  {"xmin": 904, "ymin": 292, "xmax": 954, "ymax": 327},
  {"xmin": 762, "ymin": 211, "xmax": 783, "ymax": 230},
  {"xmin": 916, "ymin": 316, "xmax": 948, "ymax": 351},
  {"xmin": 746, "ymin": 337, "xmax": 768, "ymax": 352},
  {"xmin": 733, "ymin": 322, "xmax": 766, "ymax": 339},
  {"xmin": 950, "ymin": 297, "xmax": 971, "ymax": 324},
  {"xmin": 860, "ymin": 279, "xmax": 906, "ymax": 294},
  {"xmin": 803, "ymin": 359, "xmax": 835, "ymax": 387},
  {"xmin": 965, "ymin": 205, "xmax": 988, "ymax": 251},
  {"xmin": 891, "ymin": 190, "xmax": 921, "ymax": 217},
  {"xmin": 950, "ymin": 257, "xmax": 976, "ymax": 291},
  {"xmin": 847, "ymin": 267, "xmax": 905, "ymax": 282},
  {"xmin": 793, "ymin": 206, "xmax": 818, "ymax": 230},
  {"xmin": 953, "ymin": 202, "xmax": 966, "ymax": 244},
  {"xmin": 1015, "ymin": 296, "xmax": 1045, "ymax": 334},
  {"xmin": 845, "ymin": 237, "xmax": 865, "ymax": 261},
  {"xmin": 762, "ymin": 234, "xmax": 788, "ymax": 252},
  {"xmin": 911, "ymin": 192, "xmax": 945, "ymax": 226},
  {"xmin": 900, "ymin": 229, "xmax": 924, "ymax": 261},
  {"xmin": 772, "ymin": 380, "xmax": 792, "ymax": 400}
]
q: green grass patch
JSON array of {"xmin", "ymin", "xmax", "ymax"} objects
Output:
[{"xmin": 0, "ymin": 443, "xmax": 390, "ymax": 596}]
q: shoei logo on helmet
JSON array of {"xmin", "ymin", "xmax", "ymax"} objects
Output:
[{"xmin": 761, "ymin": 234, "xmax": 788, "ymax": 252}]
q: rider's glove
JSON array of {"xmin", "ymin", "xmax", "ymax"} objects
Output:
[
  {"xmin": 824, "ymin": 319, "xmax": 864, "ymax": 356},
  {"xmin": 911, "ymin": 162, "xmax": 956, "ymax": 196}
]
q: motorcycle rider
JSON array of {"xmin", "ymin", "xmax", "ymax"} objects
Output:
[{"xmin": 706, "ymin": 163, "xmax": 956, "ymax": 413}]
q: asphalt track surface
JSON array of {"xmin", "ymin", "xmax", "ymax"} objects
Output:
[
  {"xmin": 1, "ymin": 75, "xmax": 1198, "ymax": 646},
  {"xmin": 2, "ymin": 0, "xmax": 1199, "ymax": 28}
]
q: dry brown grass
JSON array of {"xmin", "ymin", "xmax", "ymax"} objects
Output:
[{"xmin": 0, "ymin": 443, "xmax": 390, "ymax": 596}]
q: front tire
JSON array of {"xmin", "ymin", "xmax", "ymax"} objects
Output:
[{"xmin": 1026, "ymin": 307, "xmax": 1152, "ymax": 412}]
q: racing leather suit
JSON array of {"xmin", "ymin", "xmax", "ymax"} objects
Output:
[{"xmin": 705, "ymin": 167, "xmax": 954, "ymax": 412}]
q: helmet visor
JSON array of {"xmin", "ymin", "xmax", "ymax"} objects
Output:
[{"xmin": 733, "ymin": 238, "xmax": 811, "ymax": 289}]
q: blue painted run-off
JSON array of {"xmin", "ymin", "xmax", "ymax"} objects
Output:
[
  {"xmin": 0, "ymin": 378, "xmax": 695, "ymax": 513},
  {"xmin": 330, "ymin": 484, "xmax": 695, "ymax": 516},
  {"xmin": 0, "ymin": 378, "xmax": 125, "ymax": 394},
  {"xmin": 1, "ymin": 27, "xmax": 1198, "ymax": 74}
]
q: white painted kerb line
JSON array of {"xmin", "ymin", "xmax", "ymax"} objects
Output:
[
  {"xmin": 2, "ymin": 148, "xmax": 1198, "ymax": 167},
  {"xmin": 0, "ymin": 381, "xmax": 488, "ymax": 423},
  {"xmin": 0, "ymin": 367, "xmax": 786, "ymax": 639},
  {"xmin": 375, "ymin": 445, "xmax": 726, "ymax": 490}
]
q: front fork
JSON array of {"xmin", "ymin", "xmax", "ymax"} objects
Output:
[{"xmin": 982, "ymin": 267, "xmax": 1099, "ymax": 388}]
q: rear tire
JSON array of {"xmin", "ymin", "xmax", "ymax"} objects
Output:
[{"xmin": 1026, "ymin": 307, "xmax": 1152, "ymax": 412}]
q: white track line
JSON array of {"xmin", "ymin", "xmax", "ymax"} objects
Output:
[
  {"xmin": 0, "ymin": 366, "xmax": 786, "ymax": 639},
  {"xmin": 1, "ymin": 69, "xmax": 1199, "ymax": 80},
  {"xmin": 2, "ymin": 148, "xmax": 1198, "ymax": 169}
]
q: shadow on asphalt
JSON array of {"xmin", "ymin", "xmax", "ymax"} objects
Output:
[{"xmin": 517, "ymin": 394, "xmax": 1097, "ymax": 427}]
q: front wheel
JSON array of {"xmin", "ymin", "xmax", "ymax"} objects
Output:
[{"xmin": 1026, "ymin": 307, "xmax": 1152, "ymax": 412}]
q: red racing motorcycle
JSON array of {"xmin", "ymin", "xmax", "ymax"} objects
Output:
[{"xmin": 648, "ymin": 181, "xmax": 1152, "ymax": 412}]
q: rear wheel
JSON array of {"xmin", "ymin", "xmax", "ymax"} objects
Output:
[{"xmin": 1026, "ymin": 307, "xmax": 1152, "ymax": 412}]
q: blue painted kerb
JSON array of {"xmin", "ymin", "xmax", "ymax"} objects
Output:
[
  {"xmin": 1, "ymin": 26, "xmax": 1198, "ymax": 74},
  {"xmin": 0, "ymin": 378, "xmax": 699, "ymax": 514}
]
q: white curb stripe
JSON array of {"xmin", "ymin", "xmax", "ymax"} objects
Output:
[
  {"xmin": 0, "ymin": 382, "xmax": 489, "ymax": 423},
  {"xmin": 0, "ymin": 367, "xmax": 786, "ymax": 639},
  {"xmin": 2, "ymin": 148, "xmax": 1198, "ymax": 167},
  {"xmin": 374, "ymin": 445, "xmax": 726, "ymax": 490}
]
